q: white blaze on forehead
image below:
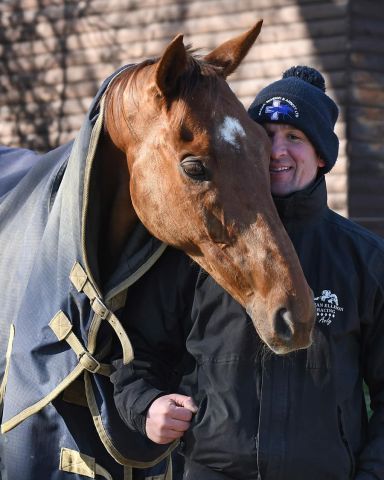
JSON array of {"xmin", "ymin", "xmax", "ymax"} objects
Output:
[{"xmin": 218, "ymin": 116, "xmax": 246, "ymax": 149}]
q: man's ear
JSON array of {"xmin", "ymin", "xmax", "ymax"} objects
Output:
[{"xmin": 317, "ymin": 157, "xmax": 326, "ymax": 168}]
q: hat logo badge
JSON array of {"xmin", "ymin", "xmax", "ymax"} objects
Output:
[
  {"xmin": 258, "ymin": 96, "xmax": 299, "ymax": 121},
  {"xmin": 265, "ymin": 99, "xmax": 295, "ymax": 120}
]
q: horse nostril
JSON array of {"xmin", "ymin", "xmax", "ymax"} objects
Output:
[{"xmin": 274, "ymin": 308, "xmax": 294, "ymax": 342}]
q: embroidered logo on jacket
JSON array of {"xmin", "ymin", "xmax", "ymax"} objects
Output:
[{"xmin": 314, "ymin": 289, "xmax": 344, "ymax": 325}]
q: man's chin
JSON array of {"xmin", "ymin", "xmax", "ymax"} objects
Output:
[{"xmin": 270, "ymin": 184, "xmax": 295, "ymax": 197}]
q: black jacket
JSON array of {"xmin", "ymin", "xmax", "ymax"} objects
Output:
[{"xmin": 112, "ymin": 176, "xmax": 384, "ymax": 480}]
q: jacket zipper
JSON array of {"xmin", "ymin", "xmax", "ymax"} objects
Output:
[{"xmin": 337, "ymin": 405, "xmax": 355, "ymax": 479}]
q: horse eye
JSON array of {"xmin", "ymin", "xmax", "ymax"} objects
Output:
[{"xmin": 180, "ymin": 157, "xmax": 209, "ymax": 181}]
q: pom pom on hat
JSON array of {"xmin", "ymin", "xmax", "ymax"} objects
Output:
[
  {"xmin": 248, "ymin": 65, "xmax": 339, "ymax": 173},
  {"xmin": 282, "ymin": 65, "xmax": 326, "ymax": 91}
]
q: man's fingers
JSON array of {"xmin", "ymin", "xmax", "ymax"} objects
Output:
[
  {"xmin": 148, "ymin": 428, "xmax": 183, "ymax": 444},
  {"xmin": 152, "ymin": 411, "xmax": 192, "ymax": 432},
  {"xmin": 171, "ymin": 405, "xmax": 195, "ymax": 422},
  {"xmin": 168, "ymin": 394, "xmax": 198, "ymax": 413},
  {"xmin": 145, "ymin": 394, "xmax": 198, "ymax": 444},
  {"xmin": 146, "ymin": 415, "xmax": 188, "ymax": 444},
  {"xmin": 167, "ymin": 417, "xmax": 192, "ymax": 432}
]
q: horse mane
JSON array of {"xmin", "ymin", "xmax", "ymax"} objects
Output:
[{"xmin": 103, "ymin": 48, "xmax": 221, "ymax": 135}]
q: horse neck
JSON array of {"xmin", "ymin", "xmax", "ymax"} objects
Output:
[{"xmin": 96, "ymin": 132, "xmax": 138, "ymax": 282}]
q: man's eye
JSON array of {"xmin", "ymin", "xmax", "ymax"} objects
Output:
[{"xmin": 288, "ymin": 134, "xmax": 300, "ymax": 141}]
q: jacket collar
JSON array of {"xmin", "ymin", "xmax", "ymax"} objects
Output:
[{"xmin": 273, "ymin": 175, "xmax": 328, "ymax": 224}]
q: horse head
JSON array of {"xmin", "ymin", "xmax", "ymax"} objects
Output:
[{"xmin": 103, "ymin": 21, "xmax": 316, "ymax": 354}]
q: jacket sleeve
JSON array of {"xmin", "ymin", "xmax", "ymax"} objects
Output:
[
  {"xmin": 110, "ymin": 247, "xmax": 199, "ymax": 437},
  {"xmin": 356, "ymin": 269, "xmax": 384, "ymax": 479}
]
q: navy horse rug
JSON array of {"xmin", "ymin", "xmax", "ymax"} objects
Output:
[{"xmin": 0, "ymin": 67, "xmax": 172, "ymax": 480}]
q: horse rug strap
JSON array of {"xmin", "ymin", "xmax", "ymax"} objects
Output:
[
  {"xmin": 0, "ymin": 324, "xmax": 15, "ymax": 408},
  {"xmin": 49, "ymin": 312, "xmax": 111, "ymax": 376},
  {"xmin": 60, "ymin": 448, "xmax": 116, "ymax": 479},
  {"xmin": 59, "ymin": 448, "xmax": 172, "ymax": 480},
  {"xmin": 70, "ymin": 261, "xmax": 134, "ymax": 364}
]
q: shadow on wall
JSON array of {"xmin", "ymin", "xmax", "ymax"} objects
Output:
[
  {"xmin": 296, "ymin": 0, "xmax": 384, "ymax": 235},
  {"xmin": 1, "ymin": 0, "xmax": 383, "ymax": 238},
  {"xmin": 0, "ymin": 0, "xmax": 95, "ymax": 151},
  {"xmin": 0, "ymin": 0, "xmax": 190, "ymax": 153}
]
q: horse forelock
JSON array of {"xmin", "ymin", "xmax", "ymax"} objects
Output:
[
  {"xmin": 170, "ymin": 52, "xmax": 222, "ymax": 127},
  {"xmin": 104, "ymin": 52, "xmax": 222, "ymax": 135}
]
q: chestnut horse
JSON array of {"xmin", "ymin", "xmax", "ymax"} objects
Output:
[
  {"xmin": 0, "ymin": 20, "xmax": 315, "ymax": 479},
  {"xmin": 101, "ymin": 21, "xmax": 315, "ymax": 354}
]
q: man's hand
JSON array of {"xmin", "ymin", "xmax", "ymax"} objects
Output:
[{"xmin": 145, "ymin": 394, "xmax": 198, "ymax": 444}]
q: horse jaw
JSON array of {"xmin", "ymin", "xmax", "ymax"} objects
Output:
[{"xmin": 186, "ymin": 219, "xmax": 316, "ymax": 355}]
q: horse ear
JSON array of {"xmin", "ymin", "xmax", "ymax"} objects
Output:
[
  {"xmin": 204, "ymin": 20, "xmax": 263, "ymax": 78},
  {"xmin": 155, "ymin": 34, "xmax": 188, "ymax": 96}
]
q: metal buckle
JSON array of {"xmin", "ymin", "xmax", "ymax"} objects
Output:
[
  {"xmin": 78, "ymin": 351, "xmax": 101, "ymax": 373},
  {"xmin": 91, "ymin": 297, "xmax": 109, "ymax": 320}
]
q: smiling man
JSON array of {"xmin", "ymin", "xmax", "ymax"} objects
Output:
[
  {"xmin": 266, "ymin": 123, "xmax": 325, "ymax": 196},
  {"xmin": 247, "ymin": 66, "xmax": 384, "ymax": 480}
]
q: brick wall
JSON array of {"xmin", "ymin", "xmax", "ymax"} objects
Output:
[
  {"xmin": 1, "ymin": 0, "xmax": 383, "ymax": 233},
  {"xmin": 347, "ymin": 0, "xmax": 384, "ymax": 236}
]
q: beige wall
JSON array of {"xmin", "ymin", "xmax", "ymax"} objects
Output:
[{"xmin": 1, "ymin": 0, "xmax": 383, "ymax": 233}]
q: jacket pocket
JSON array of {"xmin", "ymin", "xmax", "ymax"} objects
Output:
[{"xmin": 337, "ymin": 406, "xmax": 356, "ymax": 479}]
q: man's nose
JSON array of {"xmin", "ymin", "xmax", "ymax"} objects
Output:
[{"xmin": 270, "ymin": 137, "xmax": 287, "ymax": 159}]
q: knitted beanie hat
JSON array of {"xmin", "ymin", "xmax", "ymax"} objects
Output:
[{"xmin": 248, "ymin": 66, "xmax": 339, "ymax": 173}]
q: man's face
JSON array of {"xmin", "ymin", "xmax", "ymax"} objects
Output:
[{"xmin": 264, "ymin": 123, "xmax": 325, "ymax": 197}]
